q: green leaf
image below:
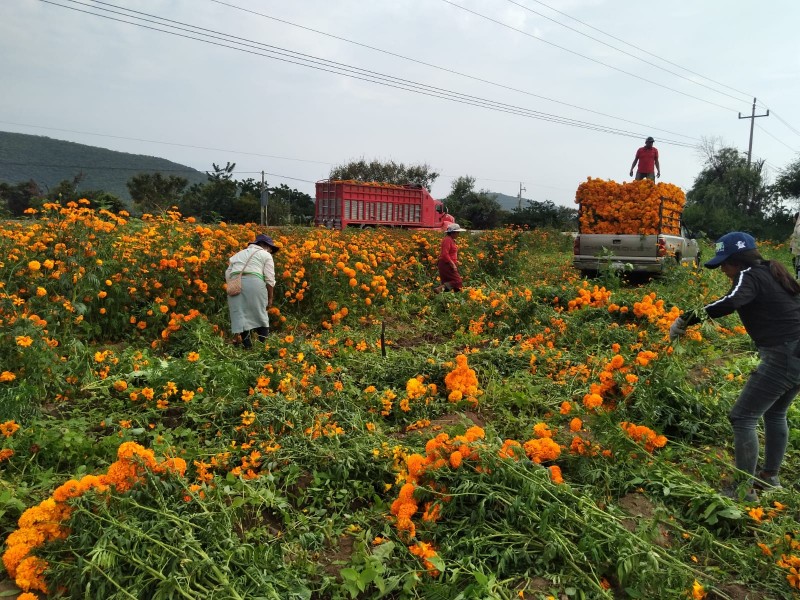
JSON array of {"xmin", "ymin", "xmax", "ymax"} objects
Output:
[
  {"xmin": 340, "ymin": 568, "xmax": 359, "ymax": 583},
  {"xmin": 359, "ymin": 567, "xmax": 377, "ymax": 589},
  {"xmin": 428, "ymin": 555, "xmax": 445, "ymax": 572}
]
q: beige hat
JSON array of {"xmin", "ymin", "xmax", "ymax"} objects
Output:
[{"xmin": 446, "ymin": 223, "xmax": 466, "ymax": 233}]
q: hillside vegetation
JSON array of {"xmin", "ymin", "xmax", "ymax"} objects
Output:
[
  {"xmin": 2, "ymin": 206, "xmax": 800, "ymax": 599},
  {"xmin": 0, "ymin": 131, "xmax": 206, "ymax": 200}
]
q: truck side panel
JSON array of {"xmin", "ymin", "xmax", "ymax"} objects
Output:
[{"xmin": 315, "ymin": 181, "xmax": 444, "ymax": 229}]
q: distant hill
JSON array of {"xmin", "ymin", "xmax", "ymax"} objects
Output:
[
  {"xmin": 0, "ymin": 131, "xmax": 207, "ymax": 200},
  {"xmin": 491, "ymin": 192, "xmax": 532, "ymax": 211}
]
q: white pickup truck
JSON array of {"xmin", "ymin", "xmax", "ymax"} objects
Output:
[{"xmin": 572, "ymin": 208, "xmax": 700, "ymax": 277}]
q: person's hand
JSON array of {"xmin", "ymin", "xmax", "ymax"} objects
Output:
[
  {"xmin": 669, "ymin": 316, "xmax": 687, "ymax": 341},
  {"xmin": 657, "ymin": 172, "xmax": 661, "ymax": 179},
  {"xmin": 629, "ymin": 170, "xmax": 634, "ymax": 177}
]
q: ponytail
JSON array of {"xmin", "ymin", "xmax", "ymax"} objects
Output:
[
  {"xmin": 726, "ymin": 249, "xmax": 800, "ymax": 296},
  {"xmin": 766, "ymin": 259, "xmax": 800, "ymax": 296}
]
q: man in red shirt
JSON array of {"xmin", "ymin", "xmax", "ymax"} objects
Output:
[{"xmin": 629, "ymin": 136, "xmax": 660, "ymax": 181}]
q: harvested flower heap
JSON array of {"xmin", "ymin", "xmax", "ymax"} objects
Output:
[{"xmin": 575, "ymin": 178, "xmax": 686, "ymax": 235}]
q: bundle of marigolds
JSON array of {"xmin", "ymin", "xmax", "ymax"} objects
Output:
[
  {"xmin": 576, "ymin": 178, "xmax": 686, "ymax": 235},
  {"xmin": 2, "ymin": 442, "xmax": 186, "ymax": 597}
]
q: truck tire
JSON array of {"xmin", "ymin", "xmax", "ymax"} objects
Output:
[{"xmin": 580, "ymin": 269, "xmax": 597, "ymax": 279}]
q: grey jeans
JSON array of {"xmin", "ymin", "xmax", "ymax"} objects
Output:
[{"xmin": 729, "ymin": 340, "xmax": 800, "ymax": 478}]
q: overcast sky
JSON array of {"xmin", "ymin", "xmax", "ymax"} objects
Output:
[{"xmin": 2, "ymin": 0, "xmax": 799, "ymax": 208}]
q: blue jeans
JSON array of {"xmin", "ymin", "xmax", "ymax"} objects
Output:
[{"xmin": 729, "ymin": 340, "xmax": 800, "ymax": 479}]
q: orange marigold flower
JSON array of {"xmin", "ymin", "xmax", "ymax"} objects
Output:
[
  {"xmin": 1, "ymin": 421, "xmax": 21, "ymax": 437},
  {"xmin": 523, "ymin": 437, "xmax": 561, "ymax": 464},
  {"xmin": 548, "ymin": 465, "xmax": 564, "ymax": 484},
  {"xmin": 569, "ymin": 418, "xmax": 582, "ymax": 432}
]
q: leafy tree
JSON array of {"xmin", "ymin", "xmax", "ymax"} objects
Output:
[
  {"xmin": 775, "ymin": 156, "xmax": 800, "ymax": 205},
  {"xmin": 445, "ymin": 176, "xmax": 504, "ymax": 230},
  {"xmin": 504, "ymin": 199, "xmax": 578, "ymax": 230},
  {"xmin": 683, "ymin": 140, "xmax": 783, "ymax": 239},
  {"xmin": 0, "ymin": 179, "xmax": 42, "ymax": 216},
  {"xmin": 179, "ymin": 163, "xmax": 240, "ymax": 222},
  {"xmin": 329, "ymin": 158, "xmax": 439, "ymax": 189},
  {"xmin": 268, "ymin": 184, "xmax": 314, "ymax": 225},
  {"xmin": 127, "ymin": 172, "xmax": 189, "ymax": 214},
  {"xmin": 78, "ymin": 190, "xmax": 127, "ymax": 213}
]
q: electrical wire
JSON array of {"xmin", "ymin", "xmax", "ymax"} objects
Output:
[
  {"xmin": 767, "ymin": 109, "xmax": 800, "ymax": 139},
  {"xmin": 0, "ymin": 160, "xmax": 318, "ymax": 184},
  {"xmin": 0, "ymin": 121, "xmax": 333, "ymax": 166},
  {"xmin": 440, "ymin": 0, "xmax": 738, "ymax": 113},
  {"xmin": 208, "ymin": 0, "xmax": 697, "ymax": 142},
  {"xmin": 755, "ymin": 125, "xmax": 798, "ymax": 154},
  {"xmin": 39, "ymin": 0, "xmax": 698, "ymax": 147},
  {"xmin": 500, "ymin": 0, "xmax": 752, "ymax": 105},
  {"xmin": 511, "ymin": 0, "xmax": 756, "ymax": 101}
]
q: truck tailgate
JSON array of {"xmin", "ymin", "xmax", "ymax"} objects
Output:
[{"xmin": 578, "ymin": 235, "xmax": 658, "ymax": 258}]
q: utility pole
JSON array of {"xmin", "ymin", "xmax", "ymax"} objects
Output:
[
  {"xmin": 738, "ymin": 97, "xmax": 769, "ymax": 166},
  {"xmin": 260, "ymin": 170, "xmax": 268, "ymax": 226},
  {"xmin": 517, "ymin": 182, "xmax": 526, "ymax": 211}
]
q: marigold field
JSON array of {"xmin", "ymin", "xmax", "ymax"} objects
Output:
[{"xmin": 3, "ymin": 202, "xmax": 800, "ymax": 600}]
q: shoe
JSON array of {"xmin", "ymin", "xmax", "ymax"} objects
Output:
[
  {"xmin": 721, "ymin": 485, "xmax": 759, "ymax": 503},
  {"xmin": 753, "ymin": 472, "xmax": 783, "ymax": 491}
]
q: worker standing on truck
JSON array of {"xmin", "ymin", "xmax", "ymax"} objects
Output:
[
  {"xmin": 434, "ymin": 223, "xmax": 466, "ymax": 293},
  {"xmin": 670, "ymin": 232, "xmax": 800, "ymax": 502},
  {"xmin": 629, "ymin": 136, "xmax": 660, "ymax": 181}
]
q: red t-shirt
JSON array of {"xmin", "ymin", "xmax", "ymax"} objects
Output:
[
  {"xmin": 635, "ymin": 146, "xmax": 658, "ymax": 173},
  {"xmin": 439, "ymin": 235, "xmax": 458, "ymax": 263}
]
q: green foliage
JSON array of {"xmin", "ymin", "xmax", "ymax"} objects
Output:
[
  {"xmin": 127, "ymin": 172, "xmax": 190, "ymax": 213},
  {"xmin": 329, "ymin": 158, "xmax": 439, "ymax": 190},
  {"xmin": 445, "ymin": 176, "xmax": 504, "ymax": 229},
  {"xmin": 775, "ymin": 155, "xmax": 800, "ymax": 203},
  {"xmin": 684, "ymin": 142, "xmax": 788, "ymax": 239},
  {"xmin": 504, "ymin": 199, "xmax": 578, "ymax": 230}
]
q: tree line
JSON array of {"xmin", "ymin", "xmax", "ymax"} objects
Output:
[
  {"xmin": 3, "ymin": 142, "xmax": 800, "ymax": 238},
  {"xmin": 0, "ymin": 162, "xmax": 315, "ymax": 225}
]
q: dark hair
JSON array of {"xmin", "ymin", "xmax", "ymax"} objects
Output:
[{"xmin": 725, "ymin": 249, "xmax": 800, "ymax": 296}]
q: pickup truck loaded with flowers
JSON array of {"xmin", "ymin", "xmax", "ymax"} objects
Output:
[{"xmin": 572, "ymin": 178, "xmax": 700, "ymax": 277}]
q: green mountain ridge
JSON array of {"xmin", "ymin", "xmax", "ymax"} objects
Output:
[{"xmin": 0, "ymin": 131, "xmax": 207, "ymax": 200}]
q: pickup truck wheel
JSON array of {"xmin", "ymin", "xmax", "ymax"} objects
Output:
[{"xmin": 580, "ymin": 269, "xmax": 597, "ymax": 279}]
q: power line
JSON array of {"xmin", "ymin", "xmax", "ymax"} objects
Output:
[
  {"xmin": 208, "ymin": 0, "xmax": 697, "ymax": 142},
  {"xmin": 500, "ymin": 0, "xmax": 752, "ymax": 105},
  {"xmin": 440, "ymin": 0, "xmax": 739, "ymax": 113},
  {"xmin": 755, "ymin": 124, "xmax": 798, "ymax": 154},
  {"xmin": 0, "ymin": 120, "xmax": 333, "ymax": 166},
  {"xmin": 0, "ymin": 160, "xmax": 318, "ymax": 184},
  {"xmin": 513, "ymin": 0, "xmax": 756, "ymax": 101},
  {"xmin": 40, "ymin": 0, "xmax": 698, "ymax": 148},
  {"xmin": 766, "ymin": 109, "xmax": 800, "ymax": 140}
]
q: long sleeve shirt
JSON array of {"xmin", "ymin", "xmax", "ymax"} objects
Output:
[
  {"xmin": 439, "ymin": 235, "xmax": 458, "ymax": 265},
  {"xmin": 226, "ymin": 245, "xmax": 276, "ymax": 287},
  {"xmin": 697, "ymin": 264, "xmax": 800, "ymax": 347}
]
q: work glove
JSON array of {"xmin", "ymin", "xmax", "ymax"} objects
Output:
[{"xmin": 669, "ymin": 316, "xmax": 687, "ymax": 341}]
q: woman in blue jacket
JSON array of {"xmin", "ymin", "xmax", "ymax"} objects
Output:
[{"xmin": 671, "ymin": 232, "xmax": 800, "ymax": 501}]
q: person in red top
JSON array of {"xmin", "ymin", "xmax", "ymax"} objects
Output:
[
  {"xmin": 629, "ymin": 136, "xmax": 660, "ymax": 181},
  {"xmin": 434, "ymin": 223, "xmax": 466, "ymax": 293}
]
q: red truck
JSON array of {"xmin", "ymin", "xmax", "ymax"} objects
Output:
[{"xmin": 315, "ymin": 180, "xmax": 454, "ymax": 230}]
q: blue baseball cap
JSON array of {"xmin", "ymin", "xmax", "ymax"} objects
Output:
[{"xmin": 704, "ymin": 232, "xmax": 757, "ymax": 268}]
